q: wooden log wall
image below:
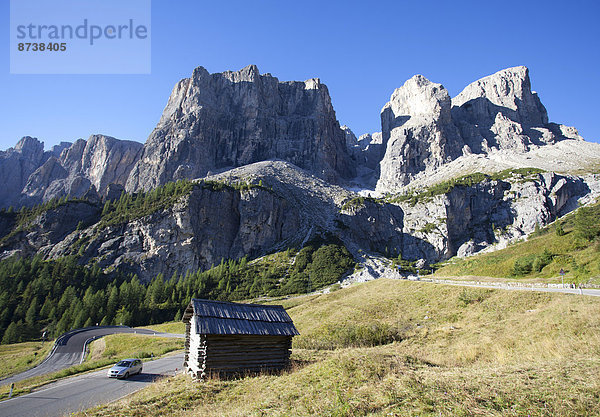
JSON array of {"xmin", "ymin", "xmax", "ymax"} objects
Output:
[{"xmin": 186, "ymin": 334, "xmax": 293, "ymax": 379}]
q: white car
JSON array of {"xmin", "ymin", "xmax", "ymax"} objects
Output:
[{"xmin": 107, "ymin": 358, "xmax": 143, "ymax": 379}]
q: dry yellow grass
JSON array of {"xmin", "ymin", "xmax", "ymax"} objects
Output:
[
  {"xmin": 288, "ymin": 280, "xmax": 600, "ymax": 366},
  {"xmin": 139, "ymin": 322, "xmax": 185, "ymax": 334},
  {"xmin": 88, "ymin": 333, "xmax": 183, "ymax": 361},
  {"xmin": 79, "ymin": 279, "xmax": 600, "ymax": 416},
  {"xmin": 0, "ymin": 340, "xmax": 53, "ymax": 379}
]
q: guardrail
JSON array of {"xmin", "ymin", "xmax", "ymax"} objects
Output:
[
  {"xmin": 80, "ymin": 335, "xmax": 102, "ymax": 364},
  {"xmin": 54, "ymin": 325, "xmax": 128, "ymax": 346},
  {"xmin": 417, "ymin": 276, "xmax": 600, "ymax": 289},
  {"xmin": 32, "ymin": 326, "xmax": 129, "ymax": 368}
]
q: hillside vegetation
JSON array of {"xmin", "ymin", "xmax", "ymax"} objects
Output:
[
  {"xmin": 0, "ymin": 239, "xmax": 354, "ymax": 344},
  {"xmin": 385, "ymin": 168, "xmax": 544, "ymax": 206},
  {"xmin": 436, "ymin": 199, "xmax": 600, "ymax": 284},
  {"xmin": 82, "ymin": 279, "xmax": 600, "ymax": 416},
  {"xmin": 87, "ymin": 333, "xmax": 183, "ymax": 363},
  {"xmin": 0, "ymin": 340, "xmax": 53, "ymax": 379}
]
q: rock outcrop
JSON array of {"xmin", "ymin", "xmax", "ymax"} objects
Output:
[
  {"xmin": 373, "ymin": 66, "xmax": 590, "ymax": 193},
  {"xmin": 3, "ymin": 159, "xmax": 594, "ymax": 281},
  {"xmin": 341, "ymin": 125, "xmax": 358, "ymax": 148},
  {"xmin": 376, "ymin": 75, "xmax": 464, "ymax": 190},
  {"xmin": 451, "ymin": 66, "xmax": 581, "ymax": 153},
  {"xmin": 126, "ymin": 65, "xmax": 355, "ymax": 192},
  {"xmin": 2, "ymin": 64, "xmax": 599, "ymax": 278},
  {"xmin": 0, "ymin": 135, "xmax": 143, "ymax": 207},
  {"xmin": 355, "ymin": 132, "xmax": 385, "ymax": 171},
  {"xmin": 44, "ymin": 177, "xmax": 303, "ymax": 280},
  {"xmin": 0, "ymin": 201, "xmax": 101, "ymax": 259},
  {"xmin": 398, "ymin": 171, "xmax": 590, "ymax": 261},
  {"xmin": 1, "ymin": 161, "xmax": 401, "ymax": 281},
  {"xmin": 0, "ymin": 137, "xmax": 47, "ymax": 208}
]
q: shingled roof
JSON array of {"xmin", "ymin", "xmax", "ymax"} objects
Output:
[{"xmin": 182, "ymin": 299, "xmax": 299, "ymax": 336}]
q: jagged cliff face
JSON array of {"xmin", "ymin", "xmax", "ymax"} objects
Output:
[
  {"xmin": 0, "ymin": 161, "xmax": 403, "ymax": 281},
  {"xmin": 23, "ymin": 135, "xmax": 143, "ymax": 204},
  {"xmin": 0, "ymin": 135, "xmax": 142, "ymax": 208},
  {"xmin": 126, "ymin": 64, "xmax": 355, "ymax": 192},
  {"xmin": 398, "ymin": 172, "xmax": 590, "ymax": 260},
  {"xmin": 373, "ymin": 66, "xmax": 589, "ymax": 193},
  {"xmin": 451, "ymin": 66, "xmax": 580, "ymax": 153},
  {"xmin": 377, "ymin": 75, "xmax": 464, "ymax": 190},
  {"xmin": 1, "ymin": 64, "xmax": 599, "ymax": 277},
  {"xmin": 0, "ymin": 137, "xmax": 47, "ymax": 208},
  {"xmin": 44, "ymin": 179, "xmax": 303, "ymax": 279},
  {"xmin": 0, "ymin": 161, "xmax": 593, "ymax": 281}
]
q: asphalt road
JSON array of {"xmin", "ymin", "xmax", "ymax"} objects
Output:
[
  {"xmin": 0, "ymin": 353, "xmax": 184, "ymax": 417},
  {"xmin": 1, "ymin": 326, "xmax": 183, "ymax": 386},
  {"xmin": 416, "ymin": 278, "xmax": 600, "ymax": 297}
]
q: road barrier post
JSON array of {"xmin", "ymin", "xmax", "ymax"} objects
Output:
[{"xmin": 9, "ymin": 383, "xmax": 14, "ymax": 398}]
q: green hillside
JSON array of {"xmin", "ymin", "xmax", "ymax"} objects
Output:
[
  {"xmin": 0, "ymin": 341, "xmax": 53, "ymax": 379},
  {"xmin": 82, "ymin": 279, "xmax": 600, "ymax": 416},
  {"xmin": 0, "ymin": 239, "xmax": 354, "ymax": 344},
  {"xmin": 436, "ymin": 200, "xmax": 600, "ymax": 284}
]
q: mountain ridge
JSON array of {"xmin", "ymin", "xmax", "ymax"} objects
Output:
[{"xmin": 1, "ymin": 64, "xmax": 599, "ymax": 278}]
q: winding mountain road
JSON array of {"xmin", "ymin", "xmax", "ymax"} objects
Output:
[
  {"xmin": 416, "ymin": 277, "xmax": 600, "ymax": 297},
  {"xmin": 0, "ymin": 353, "xmax": 184, "ymax": 417},
  {"xmin": 1, "ymin": 326, "xmax": 183, "ymax": 386}
]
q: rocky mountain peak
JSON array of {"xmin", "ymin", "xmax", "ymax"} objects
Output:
[
  {"xmin": 77, "ymin": 135, "xmax": 143, "ymax": 194},
  {"xmin": 0, "ymin": 137, "xmax": 48, "ymax": 207},
  {"xmin": 60, "ymin": 139, "xmax": 87, "ymax": 171},
  {"xmin": 18, "ymin": 134, "xmax": 142, "ymax": 205},
  {"xmin": 452, "ymin": 66, "xmax": 548, "ymax": 129},
  {"xmin": 382, "ymin": 75, "xmax": 452, "ymax": 126},
  {"xmin": 14, "ymin": 136, "xmax": 44, "ymax": 154},
  {"xmin": 341, "ymin": 125, "xmax": 358, "ymax": 147},
  {"xmin": 369, "ymin": 66, "xmax": 593, "ymax": 193},
  {"xmin": 1, "ymin": 64, "xmax": 599, "ymax": 283},
  {"xmin": 377, "ymin": 74, "xmax": 463, "ymax": 190},
  {"xmin": 223, "ymin": 64, "xmax": 262, "ymax": 82},
  {"xmin": 127, "ymin": 64, "xmax": 354, "ymax": 192},
  {"xmin": 50, "ymin": 142, "xmax": 72, "ymax": 158}
]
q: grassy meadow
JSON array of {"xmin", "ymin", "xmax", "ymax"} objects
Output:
[
  {"xmin": 141, "ymin": 322, "xmax": 185, "ymax": 334},
  {"xmin": 87, "ymin": 333, "xmax": 183, "ymax": 362},
  {"xmin": 80, "ymin": 278, "xmax": 600, "ymax": 416},
  {"xmin": 0, "ymin": 340, "xmax": 53, "ymax": 379}
]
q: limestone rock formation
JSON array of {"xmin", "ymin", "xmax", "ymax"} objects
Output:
[
  {"xmin": 453, "ymin": 66, "xmax": 548, "ymax": 130},
  {"xmin": 398, "ymin": 171, "xmax": 590, "ymax": 262},
  {"xmin": 49, "ymin": 141, "xmax": 72, "ymax": 158},
  {"xmin": 1, "ymin": 161, "xmax": 400, "ymax": 281},
  {"xmin": 376, "ymin": 75, "xmax": 464, "ymax": 190},
  {"xmin": 0, "ymin": 137, "xmax": 47, "ymax": 208},
  {"xmin": 2, "ymin": 64, "xmax": 599, "ymax": 277},
  {"xmin": 451, "ymin": 66, "xmax": 581, "ymax": 153},
  {"xmin": 341, "ymin": 125, "xmax": 358, "ymax": 148},
  {"xmin": 355, "ymin": 132, "xmax": 385, "ymax": 171},
  {"xmin": 22, "ymin": 135, "xmax": 142, "ymax": 204},
  {"xmin": 0, "ymin": 200, "xmax": 101, "ymax": 259},
  {"xmin": 126, "ymin": 65, "xmax": 355, "ymax": 192},
  {"xmin": 373, "ymin": 66, "xmax": 591, "ymax": 193}
]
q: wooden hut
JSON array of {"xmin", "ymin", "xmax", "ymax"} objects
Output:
[{"xmin": 182, "ymin": 298, "xmax": 299, "ymax": 379}]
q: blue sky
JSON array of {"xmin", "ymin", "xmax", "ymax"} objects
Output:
[{"xmin": 2, "ymin": 0, "xmax": 599, "ymax": 150}]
